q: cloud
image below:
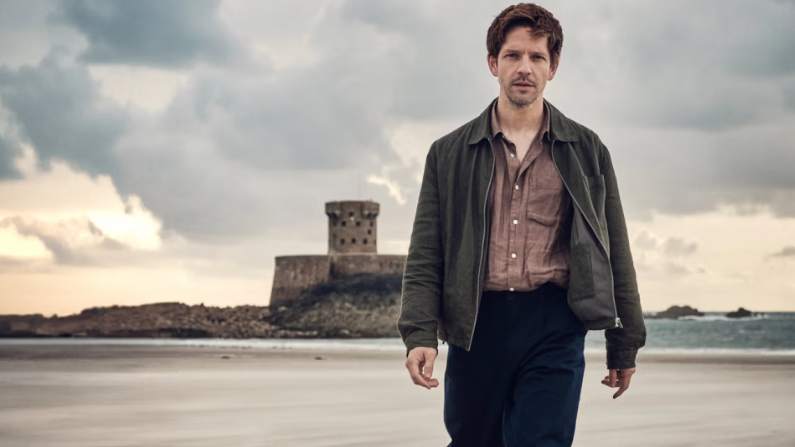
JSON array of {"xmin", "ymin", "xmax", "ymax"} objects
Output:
[
  {"xmin": 0, "ymin": 49, "xmax": 128, "ymax": 177},
  {"xmin": 1, "ymin": 216, "xmax": 127, "ymax": 266},
  {"xmin": 1, "ymin": 0, "xmax": 795, "ymax": 247},
  {"xmin": 662, "ymin": 262, "xmax": 694, "ymax": 277},
  {"xmin": 49, "ymin": 0, "xmax": 243, "ymax": 69},
  {"xmin": 0, "ymin": 135, "xmax": 22, "ymax": 179},
  {"xmin": 662, "ymin": 237, "xmax": 698, "ymax": 257},
  {"xmin": 336, "ymin": 0, "xmax": 497, "ymax": 121},
  {"xmin": 0, "ymin": 152, "xmax": 164, "ymax": 269},
  {"xmin": 633, "ymin": 231, "xmax": 698, "ymax": 255},
  {"xmin": 0, "ymin": 47, "xmax": 386, "ymax": 240},
  {"xmin": 557, "ymin": 0, "xmax": 795, "ymax": 131},
  {"xmin": 632, "ymin": 230, "xmax": 703, "ymax": 277},
  {"xmin": 600, "ymin": 117, "xmax": 795, "ymax": 221},
  {"xmin": 768, "ymin": 245, "xmax": 795, "ymax": 259},
  {"xmin": 1, "ymin": 2, "xmax": 446, "ymax": 241}
]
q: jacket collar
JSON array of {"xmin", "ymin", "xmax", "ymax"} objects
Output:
[{"xmin": 467, "ymin": 96, "xmax": 580, "ymax": 145}]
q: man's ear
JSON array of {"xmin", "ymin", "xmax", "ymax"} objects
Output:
[
  {"xmin": 487, "ymin": 54, "xmax": 498, "ymax": 77},
  {"xmin": 548, "ymin": 61, "xmax": 559, "ymax": 81}
]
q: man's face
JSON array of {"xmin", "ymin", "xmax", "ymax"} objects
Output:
[{"xmin": 488, "ymin": 26, "xmax": 558, "ymax": 108}]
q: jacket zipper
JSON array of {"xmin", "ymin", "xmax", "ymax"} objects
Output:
[
  {"xmin": 468, "ymin": 137, "xmax": 496, "ymax": 350},
  {"xmin": 550, "ymin": 140, "xmax": 622, "ymax": 329}
]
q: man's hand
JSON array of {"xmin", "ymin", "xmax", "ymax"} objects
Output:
[
  {"xmin": 405, "ymin": 347, "xmax": 439, "ymax": 389},
  {"xmin": 601, "ymin": 367, "xmax": 635, "ymax": 399}
]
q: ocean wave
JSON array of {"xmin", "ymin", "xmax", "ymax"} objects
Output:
[
  {"xmin": 3, "ymin": 338, "xmax": 795, "ymax": 356},
  {"xmin": 604, "ymin": 347, "xmax": 795, "ymax": 356},
  {"xmin": 674, "ymin": 314, "xmax": 769, "ymax": 321}
]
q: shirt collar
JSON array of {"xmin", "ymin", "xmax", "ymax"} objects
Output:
[{"xmin": 490, "ymin": 98, "xmax": 551, "ymax": 142}]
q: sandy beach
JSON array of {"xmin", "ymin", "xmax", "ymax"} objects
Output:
[{"xmin": 1, "ymin": 344, "xmax": 793, "ymax": 447}]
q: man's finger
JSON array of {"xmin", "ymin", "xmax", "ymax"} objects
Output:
[
  {"xmin": 613, "ymin": 369, "xmax": 634, "ymax": 399},
  {"xmin": 421, "ymin": 352, "xmax": 439, "ymax": 388},
  {"xmin": 613, "ymin": 377, "xmax": 630, "ymax": 399},
  {"xmin": 405, "ymin": 357, "xmax": 431, "ymax": 389},
  {"xmin": 623, "ymin": 372, "xmax": 633, "ymax": 389},
  {"xmin": 423, "ymin": 351, "xmax": 437, "ymax": 376},
  {"xmin": 609, "ymin": 369, "xmax": 618, "ymax": 387},
  {"xmin": 613, "ymin": 383, "xmax": 628, "ymax": 399}
]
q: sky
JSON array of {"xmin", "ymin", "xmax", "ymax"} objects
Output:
[{"xmin": 0, "ymin": 0, "xmax": 794, "ymax": 315}]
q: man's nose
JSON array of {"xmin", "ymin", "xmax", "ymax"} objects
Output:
[{"xmin": 517, "ymin": 55, "xmax": 533, "ymax": 74}]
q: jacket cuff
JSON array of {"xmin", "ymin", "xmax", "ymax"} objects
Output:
[
  {"xmin": 404, "ymin": 338, "xmax": 439, "ymax": 358},
  {"xmin": 606, "ymin": 348, "xmax": 638, "ymax": 370}
]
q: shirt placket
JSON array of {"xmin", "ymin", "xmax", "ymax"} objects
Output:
[
  {"xmin": 503, "ymin": 135, "xmax": 523, "ymax": 292},
  {"xmin": 503, "ymin": 131, "xmax": 546, "ymax": 292}
]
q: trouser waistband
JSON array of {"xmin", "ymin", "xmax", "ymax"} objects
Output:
[{"xmin": 482, "ymin": 281, "xmax": 567, "ymax": 300}]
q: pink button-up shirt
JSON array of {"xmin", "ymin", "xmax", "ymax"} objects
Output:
[{"xmin": 483, "ymin": 98, "xmax": 574, "ymax": 292}]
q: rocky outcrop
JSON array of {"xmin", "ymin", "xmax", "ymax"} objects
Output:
[
  {"xmin": 645, "ymin": 305, "xmax": 704, "ymax": 319},
  {"xmin": 0, "ymin": 273, "xmax": 403, "ymax": 339},
  {"xmin": 0, "ymin": 302, "xmax": 275, "ymax": 338},
  {"xmin": 726, "ymin": 307, "xmax": 764, "ymax": 318},
  {"xmin": 269, "ymin": 273, "xmax": 402, "ymax": 338}
]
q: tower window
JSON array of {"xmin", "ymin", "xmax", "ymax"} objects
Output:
[
  {"xmin": 363, "ymin": 239, "xmax": 368, "ymax": 245},
  {"xmin": 341, "ymin": 221, "xmax": 346, "ymax": 226},
  {"xmin": 349, "ymin": 212, "xmax": 354, "ymax": 217},
  {"xmin": 370, "ymin": 221, "xmax": 374, "ymax": 227},
  {"xmin": 352, "ymin": 238, "xmax": 356, "ymax": 244},
  {"xmin": 356, "ymin": 221, "xmax": 360, "ymax": 226},
  {"xmin": 340, "ymin": 239, "xmax": 345, "ymax": 244},
  {"xmin": 367, "ymin": 229, "xmax": 372, "ymax": 235}
]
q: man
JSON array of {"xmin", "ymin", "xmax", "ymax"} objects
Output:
[{"xmin": 397, "ymin": 3, "xmax": 647, "ymax": 446}]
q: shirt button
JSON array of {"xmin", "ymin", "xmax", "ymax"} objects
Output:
[
  {"xmin": 512, "ymin": 219, "xmax": 518, "ymax": 225},
  {"xmin": 511, "ymin": 253, "xmax": 516, "ymax": 259},
  {"xmin": 509, "ymin": 287, "xmax": 515, "ymax": 292},
  {"xmin": 514, "ymin": 184, "xmax": 519, "ymax": 190}
]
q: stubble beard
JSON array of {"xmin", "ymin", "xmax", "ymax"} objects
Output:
[{"xmin": 501, "ymin": 80, "xmax": 542, "ymax": 110}]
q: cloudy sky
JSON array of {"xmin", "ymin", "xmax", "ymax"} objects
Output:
[{"xmin": 1, "ymin": 0, "xmax": 794, "ymax": 316}]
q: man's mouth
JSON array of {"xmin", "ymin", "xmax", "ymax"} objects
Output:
[{"xmin": 514, "ymin": 82, "xmax": 534, "ymax": 87}]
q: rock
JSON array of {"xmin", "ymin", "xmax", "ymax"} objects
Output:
[
  {"xmin": 268, "ymin": 273, "xmax": 403, "ymax": 338},
  {"xmin": 726, "ymin": 307, "xmax": 763, "ymax": 318},
  {"xmin": 0, "ymin": 272, "xmax": 403, "ymax": 340},
  {"xmin": 646, "ymin": 305, "xmax": 704, "ymax": 319},
  {"xmin": 1, "ymin": 302, "xmax": 268, "ymax": 338}
]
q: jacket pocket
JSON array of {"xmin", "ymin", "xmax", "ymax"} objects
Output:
[
  {"xmin": 585, "ymin": 174, "xmax": 606, "ymax": 219},
  {"xmin": 569, "ymin": 243, "xmax": 596, "ymax": 301}
]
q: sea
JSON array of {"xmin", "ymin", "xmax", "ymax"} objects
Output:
[{"xmin": 2, "ymin": 312, "xmax": 794, "ymax": 356}]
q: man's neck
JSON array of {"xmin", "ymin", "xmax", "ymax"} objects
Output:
[{"xmin": 495, "ymin": 93, "xmax": 545, "ymax": 136}]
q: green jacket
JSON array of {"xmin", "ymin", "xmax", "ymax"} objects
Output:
[{"xmin": 397, "ymin": 97, "xmax": 647, "ymax": 370}]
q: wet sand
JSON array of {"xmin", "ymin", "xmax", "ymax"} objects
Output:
[{"xmin": 1, "ymin": 345, "xmax": 793, "ymax": 446}]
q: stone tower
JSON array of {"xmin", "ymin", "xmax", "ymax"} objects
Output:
[
  {"xmin": 270, "ymin": 199, "xmax": 405, "ymax": 306},
  {"xmin": 325, "ymin": 200, "xmax": 379, "ymax": 254}
]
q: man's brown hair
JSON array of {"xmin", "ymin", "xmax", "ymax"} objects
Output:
[{"xmin": 487, "ymin": 3, "xmax": 563, "ymax": 68}]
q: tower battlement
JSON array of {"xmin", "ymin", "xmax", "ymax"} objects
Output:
[{"xmin": 325, "ymin": 200, "xmax": 379, "ymax": 254}]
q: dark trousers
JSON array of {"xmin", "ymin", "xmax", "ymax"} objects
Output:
[{"xmin": 443, "ymin": 282, "xmax": 587, "ymax": 447}]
